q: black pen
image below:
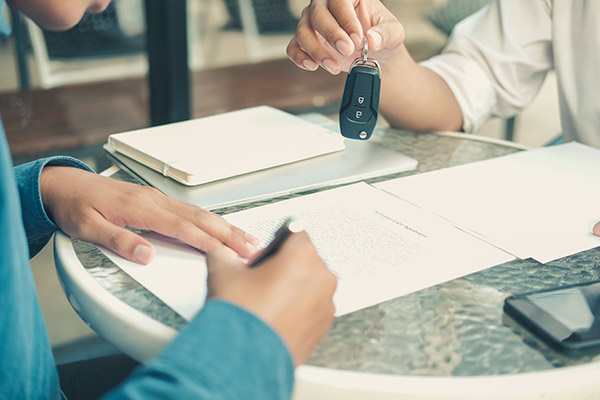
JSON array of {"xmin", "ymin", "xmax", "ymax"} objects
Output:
[{"xmin": 249, "ymin": 217, "xmax": 303, "ymax": 268}]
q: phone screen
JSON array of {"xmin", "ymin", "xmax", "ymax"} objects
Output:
[{"xmin": 504, "ymin": 281, "xmax": 600, "ymax": 351}]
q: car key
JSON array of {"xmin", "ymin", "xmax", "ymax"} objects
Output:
[{"xmin": 339, "ymin": 36, "xmax": 381, "ymax": 140}]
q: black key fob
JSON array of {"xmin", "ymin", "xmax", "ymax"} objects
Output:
[{"xmin": 339, "ymin": 59, "xmax": 381, "ymax": 140}]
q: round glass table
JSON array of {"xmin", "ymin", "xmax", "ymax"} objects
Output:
[{"xmin": 54, "ymin": 128, "xmax": 600, "ymax": 399}]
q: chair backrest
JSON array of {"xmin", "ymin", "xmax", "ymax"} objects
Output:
[
  {"xmin": 24, "ymin": 3, "xmax": 147, "ymax": 88},
  {"xmin": 42, "ymin": 5, "xmax": 145, "ymax": 60}
]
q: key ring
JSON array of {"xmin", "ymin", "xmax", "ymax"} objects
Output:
[
  {"xmin": 361, "ymin": 35, "xmax": 368, "ymax": 62},
  {"xmin": 350, "ymin": 35, "xmax": 381, "ymax": 76}
]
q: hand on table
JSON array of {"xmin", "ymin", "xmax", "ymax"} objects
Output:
[
  {"xmin": 206, "ymin": 232, "xmax": 337, "ymax": 365},
  {"xmin": 594, "ymin": 223, "xmax": 600, "ymax": 237},
  {"xmin": 287, "ymin": 0, "xmax": 405, "ymax": 74},
  {"xmin": 40, "ymin": 166, "xmax": 259, "ymax": 264}
]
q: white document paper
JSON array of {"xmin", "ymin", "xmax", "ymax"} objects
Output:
[
  {"xmin": 100, "ymin": 183, "xmax": 513, "ymax": 319},
  {"xmin": 100, "ymin": 233, "xmax": 207, "ymax": 321},
  {"xmin": 375, "ymin": 142, "xmax": 600, "ymax": 263}
]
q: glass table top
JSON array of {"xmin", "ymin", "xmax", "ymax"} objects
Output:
[{"xmin": 72, "ymin": 128, "xmax": 600, "ymax": 376}]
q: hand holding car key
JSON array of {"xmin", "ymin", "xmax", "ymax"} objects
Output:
[{"xmin": 339, "ymin": 36, "xmax": 381, "ymax": 140}]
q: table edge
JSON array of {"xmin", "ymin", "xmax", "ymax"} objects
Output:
[{"xmin": 53, "ymin": 231, "xmax": 177, "ymax": 362}]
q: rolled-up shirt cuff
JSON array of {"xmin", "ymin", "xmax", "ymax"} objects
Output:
[{"xmin": 421, "ymin": 52, "xmax": 496, "ymax": 133}]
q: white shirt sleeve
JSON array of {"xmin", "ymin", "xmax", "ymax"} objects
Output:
[{"xmin": 420, "ymin": 0, "xmax": 553, "ymax": 133}]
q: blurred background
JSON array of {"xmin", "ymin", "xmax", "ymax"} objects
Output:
[{"xmin": 0, "ymin": 0, "xmax": 561, "ymax": 363}]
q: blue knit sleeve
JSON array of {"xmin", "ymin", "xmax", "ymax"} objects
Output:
[
  {"xmin": 104, "ymin": 299, "xmax": 295, "ymax": 400},
  {"xmin": 14, "ymin": 157, "xmax": 94, "ymax": 258},
  {"xmin": 0, "ymin": 0, "xmax": 11, "ymax": 37}
]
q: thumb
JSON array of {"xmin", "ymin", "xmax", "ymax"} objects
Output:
[
  {"xmin": 593, "ymin": 221, "xmax": 600, "ymax": 237},
  {"xmin": 206, "ymin": 246, "xmax": 246, "ymax": 297},
  {"xmin": 367, "ymin": 20, "xmax": 405, "ymax": 52}
]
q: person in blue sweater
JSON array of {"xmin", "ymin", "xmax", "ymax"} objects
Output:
[{"xmin": 1, "ymin": 0, "xmax": 337, "ymax": 398}]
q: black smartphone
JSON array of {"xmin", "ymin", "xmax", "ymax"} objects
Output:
[{"xmin": 504, "ymin": 280, "xmax": 600, "ymax": 352}]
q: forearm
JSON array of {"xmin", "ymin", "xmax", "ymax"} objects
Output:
[{"xmin": 379, "ymin": 45, "xmax": 463, "ymax": 132}]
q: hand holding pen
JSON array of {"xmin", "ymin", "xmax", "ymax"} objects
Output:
[{"xmin": 205, "ymin": 216, "xmax": 337, "ymax": 365}]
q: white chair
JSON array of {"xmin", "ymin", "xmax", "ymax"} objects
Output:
[
  {"xmin": 24, "ymin": 2, "xmax": 147, "ymax": 89},
  {"xmin": 191, "ymin": 0, "xmax": 296, "ymax": 69}
]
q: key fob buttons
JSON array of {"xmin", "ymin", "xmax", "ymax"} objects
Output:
[{"xmin": 339, "ymin": 61, "xmax": 381, "ymax": 140}]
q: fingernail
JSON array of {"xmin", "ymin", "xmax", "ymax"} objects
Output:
[
  {"xmin": 368, "ymin": 30, "xmax": 382, "ymax": 49},
  {"xmin": 322, "ymin": 59, "xmax": 338, "ymax": 74},
  {"xmin": 335, "ymin": 40, "xmax": 351, "ymax": 56},
  {"xmin": 245, "ymin": 232, "xmax": 260, "ymax": 245},
  {"xmin": 133, "ymin": 244, "xmax": 154, "ymax": 264},
  {"xmin": 302, "ymin": 59, "xmax": 318, "ymax": 70}
]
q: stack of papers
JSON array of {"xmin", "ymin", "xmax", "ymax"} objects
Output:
[{"xmin": 100, "ymin": 142, "xmax": 600, "ymax": 320}]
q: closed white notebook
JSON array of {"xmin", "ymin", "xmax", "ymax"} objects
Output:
[{"xmin": 107, "ymin": 106, "xmax": 346, "ymax": 186}]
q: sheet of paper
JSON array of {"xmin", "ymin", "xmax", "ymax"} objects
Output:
[
  {"xmin": 100, "ymin": 233, "xmax": 207, "ymax": 321},
  {"xmin": 100, "ymin": 183, "xmax": 513, "ymax": 320},
  {"xmin": 224, "ymin": 183, "xmax": 514, "ymax": 316},
  {"xmin": 375, "ymin": 142, "xmax": 600, "ymax": 263}
]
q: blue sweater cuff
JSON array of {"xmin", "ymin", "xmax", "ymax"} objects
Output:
[
  {"xmin": 0, "ymin": 0, "xmax": 11, "ymax": 38},
  {"xmin": 105, "ymin": 300, "xmax": 295, "ymax": 399},
  {"xmin": 14, "ymin": 156, "xmax": 94, "ymax": 257}
]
